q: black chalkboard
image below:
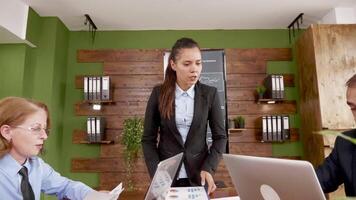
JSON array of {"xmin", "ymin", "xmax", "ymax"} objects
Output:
[{"xmin": 200, "ymin": 50, "xmax": 228, "ymax": 145}]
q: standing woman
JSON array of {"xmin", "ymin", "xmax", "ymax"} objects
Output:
[
  {"xmin": 0, "ymin": 97, "xmax": 111, "ymax": 200},
  {"xmin": 142, "ymin": 38, "xmax": 227, "ymax": 194}
]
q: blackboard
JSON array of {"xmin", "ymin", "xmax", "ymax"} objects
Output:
[{"xmin": 199, "ymin": 50, "xmax": 227, "ymax": 144}]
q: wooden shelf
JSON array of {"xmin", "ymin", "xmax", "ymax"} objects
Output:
[
  {"xmin": 228, "ymin": 128, "xmax": 247, "ymax": 131},
  {"xmin": 79, "ymin": 140, "xmax": 114, "ymax": 144},
  {"xmin": 260, "ymin": 128, "xmax": 299, "ymax": 143},
  {"xmin": 260, "ymin": 140, "xmax": 291, "ymax": 143},
  {"xmin": 73, "ymin": 130, "xmax": 119, "ymax": 144},
  {"xmin": 228, "ymin": 128, "xmax": 299, "ymax": 143},
  {"xmin": 82, "ymin": 100, "xmax": 115, "ymax": 104},
  {"xmin": 256, "ymin": 98, "xmax": 285, "ymax": 104}
]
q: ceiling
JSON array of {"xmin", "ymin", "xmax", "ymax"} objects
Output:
[{"xmin": 22, "ymin": 0, "xmax": 356, "ymax": 31}]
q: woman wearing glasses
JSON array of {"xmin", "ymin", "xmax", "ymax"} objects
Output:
[{"xmin": 0, "ymin": 97, "xmax": 111, "ymax": 200}]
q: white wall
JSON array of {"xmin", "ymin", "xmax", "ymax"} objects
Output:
[
  {"xmin": 0, "ymin": 0, "xmax": 29, "ymax": 40},
  {"xmin": 321, "ymin": 7, "xmax": 356, "ymax": 24},
  {"xmin": 321, "ymin": 9, "xmax": 337, "ymax": 24}
]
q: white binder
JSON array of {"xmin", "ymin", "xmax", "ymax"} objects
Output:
[
  {"xmin": 102, "ymin": 76, "xmax": 111, "ymax": 100},
  {"xmin": 277, "ymin": 116, "xmax": 282, "ymax": 141},
  {"xmin": 262, "ymin": 116, "xmax": 267, "ymax": 142},
  {"xmin": 84, "ymin": 76, "xmax": 88, "ymax": 100}
]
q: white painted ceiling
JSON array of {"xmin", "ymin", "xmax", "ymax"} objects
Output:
[{"xmin": 22, "ymin": 0, "xmax": 356, "ymax": 30}]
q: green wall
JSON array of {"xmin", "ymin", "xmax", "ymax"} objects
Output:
[
  {"xmin": 0, "ymin": 8, "xmax": 69, "ymax": 200},
  {"xmin": 0, "ymin": 44, "xmax": 27, "ymax": 98},
  {"xmin": 0, "ymin": 8, "xmax": 302, "ymax": 193}
]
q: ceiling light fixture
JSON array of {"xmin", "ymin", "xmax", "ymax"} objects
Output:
[{"xmin": 287, "ymin": 13, "xmax": 304, "ymax": 44}]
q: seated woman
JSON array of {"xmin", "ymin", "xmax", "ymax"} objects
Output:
[{"xmin": 0, "ymin": 97, "xmax": 108, "ymax": 200}]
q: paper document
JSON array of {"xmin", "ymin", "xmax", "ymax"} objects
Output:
[
  {"xmin": 211, "ymin": 196, "xmax": 240, "ymax": 200},
  {"xmin": 84, "ymin": 182, "xmax": 124, "ymax": 200},
  {"xmin": 165, "ymin": 186, "xmax": 208, "ymax": 200},
  {"xmin": 110, "ymin": 182, "xmax": 124, "ymax": 196}
]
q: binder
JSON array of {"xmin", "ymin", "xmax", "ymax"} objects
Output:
[
  {"xmin": 84, "ymin": 76, "xmax": 89, "ymax": 100},
  {"xmin": 262, "ymin": 116, "xmax": 267, "ymax": 142},
  {"xmin": 95, "ymin": 117, "xmax": 100, "ymax": 142},
  {"xmin": 97, "ymin": 77, "xmax": 101, "ymax": 101},
  {"xmin": 93, "ymin": 77, "xmax": 97, "ymax": 101},
  {"xmin": 267, "ymin": 116, "xmax": 272, "ymax": 142},
  {"xmin": 272, "ymin": 116, "xmax": 277, "ymax": 141},
  {"xmin": 276, "ymin": 116, "xmax": 282, "ymax": 141},
  {"xmin": 264, "ymin": 75, "xmax": 277, "ymax": 99},
  {"xmin": 102, "ymin": 76, "xmax": 111, "ymax": 100},
  {"xmin": 276, "ymin": 75, "xmax": 280, "ymax": 99},
  {"xmin": 87, "ymin": 117, "xmax": 91, "ymax": 142},
  {"xmin": 282, "ymin": 116, "xmax": 290, "ymax": 140},
  {"xmin": 273, "ymin": 75, "xmax": 277, "ymax": 99},
  {"xmin": 279, "ymin": 75, "xmax": 285, "ymax": 99},
  {"xmin": 90, "ymin": 117, "xmax": 95, "ymax": 142},
  {"xmin": 88, "ymin": 77, "xmax": 93, "ymax": 100},
  {"xmin": 96, "ymin": 117, "xmax": 105, "ymax": 142}
]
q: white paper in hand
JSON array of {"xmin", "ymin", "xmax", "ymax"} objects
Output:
[
  {"xmin": 84, "ymin": 191, "xmax": 119, "ymax": 200},
  {"xmin": 110, "ymin": 182, "xmax": 124, "ymax": 196},
  {"xmin": 84, "ymin": 182, "xmax": 124, "ymax": 200}
]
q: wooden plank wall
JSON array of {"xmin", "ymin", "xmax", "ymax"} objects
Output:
[
  {"xmin": 74, "ymin": 49, "xmax": 164, "ymax": 190},
  {"xmin": 72, "ymin": 48, "xmax": 297, "ymax": 191},
  {"xmin": 295, "ymin": 27, "xmax": 325, "ymax": 167},
  {"xmin": 217, "ymin": 49, "xmax": 297, "ymax": 186}
]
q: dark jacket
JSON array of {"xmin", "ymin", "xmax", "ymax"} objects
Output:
[
  {"xmin": 142, "ymin": 82, "xmax": 227, "ymax": 185},
  {"xmin": 316, "ymin": 129, "xmax": 356, "ymax": 196}
]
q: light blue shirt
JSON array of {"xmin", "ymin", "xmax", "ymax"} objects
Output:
[
  {"xmin": 0, "ymin": 153, "xmax": 93, "ymax": 200},
  {"xmin": 175, "ymin": 84, "xmax": 195, "ymax": 179}
]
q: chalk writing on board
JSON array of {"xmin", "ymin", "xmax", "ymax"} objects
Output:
[{"xmin": 199, "ymin": 72, "xmax": 225, "ymax": 92}]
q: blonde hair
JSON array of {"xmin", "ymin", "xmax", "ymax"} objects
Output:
[{"xmin": 0, "ymin": 97, "xmax": 50, "ymax": 156}]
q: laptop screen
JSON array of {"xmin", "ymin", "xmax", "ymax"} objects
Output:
[
  {"xmin": 144, "ymin": 153, "xmax": 183, "ymax": 200},
  {"xmin": 223, "ymin": 154, "xmax": 326, "ymax": 200}
]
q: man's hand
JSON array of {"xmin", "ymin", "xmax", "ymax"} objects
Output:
[{"xmin": 200, "ymin": 170, "xmax": 217, "ymax": 195}]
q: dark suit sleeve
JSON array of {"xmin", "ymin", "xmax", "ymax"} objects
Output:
[
  {"xmin": 201, "ymin": 88, "xmax": 227, "ymax": 174},
  {"xmin": 316, "ymin": 136, "xmax": 344, "ymax": 193},
  {"xmin": 142, "ymin": 86, "xmax": 161, "ymax": 178}
]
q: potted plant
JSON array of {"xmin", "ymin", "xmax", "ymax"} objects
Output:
[
  {"xmin": 122, "ymin": 117, "xmax": 144, "ymax": 191},
  {"xmin": 256, "ymin": 85, "xmax": 266, "ymax": 99},
  {"xmin": 234, "ymin": 116, "xmax": 245, "ymax": 129},
  {"xmin": 228, "ymin": 118, "xmax": 235, "ymax": 129}
]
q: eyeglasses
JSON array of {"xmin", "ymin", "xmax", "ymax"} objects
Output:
[{"xmin": 12, "ymin": 126, "xmax": 50, "ymax": 136}]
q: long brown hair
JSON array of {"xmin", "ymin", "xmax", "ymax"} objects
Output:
[
  {"xmin": 0, "ymin": 97, "xmax": 50, "ymax": 156},
  {"xmin": 159, "ymin": 38, "xmax": 201, "ymax": 119}
]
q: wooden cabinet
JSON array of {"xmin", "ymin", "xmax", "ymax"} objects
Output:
[{"xmin": 296, "ymin": 24, "xmax": 356, "ymax": 167}]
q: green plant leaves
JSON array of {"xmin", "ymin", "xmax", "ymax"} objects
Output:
[
  {"xmin": 122, "ymin": 117, "xmax": 144, "ymax": 154},
  {"xmin": 315, "ymin": 130, "xmax": 356, "ymax": 145},
  {"xmin": 121, "ymin": 116, "xmax": 144, "ymax": 191}
]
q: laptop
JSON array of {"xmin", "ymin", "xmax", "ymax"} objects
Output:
[
  {"xmin": 223, "ymin": 154, "xmax": 326, "ymax": 200},
  {"xmin": 144, "ymin": 153, "xmax": 183, "ymax": 200}
]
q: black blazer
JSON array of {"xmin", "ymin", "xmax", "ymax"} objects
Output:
[
  {"xmin": 142, "ymin": 82, "xmax": 227, "ymax": 185},
  {"xmin": 316, "ymin": 129, "xmax": 356, "ymax": 196}
]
